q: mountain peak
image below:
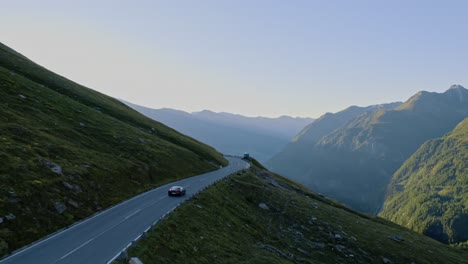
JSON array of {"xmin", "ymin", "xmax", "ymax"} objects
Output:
[{"xmin": 447, "ymin": 84, "xmax": 466, "ymax": 91}]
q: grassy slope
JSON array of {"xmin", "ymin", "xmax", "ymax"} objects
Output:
[
  {"xmin": 380, "ymin": 118, "xmax": 468, "ymax": 244},
  {"xmin": 121, "ymin": 162, "xmax": 468, "ymax": 264},
  {"xmin": 0, "ymin": 42, "xmax": 226, "ymax": 255}
]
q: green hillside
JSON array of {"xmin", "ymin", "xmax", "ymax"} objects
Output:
[
  {"xmin": 0, "ymin": 42, "xmax": 226, "ymax": 255},
  {"xmin": 380, "ymin": 118, "xmax": 468, "ymax": 244},
  {"xmin": 117, "ymin": 161, "xmax": 468, "ymax": 264},
  {"xmin": 268, "ymin": 86, "xmax": 468, "ymax": 214}
]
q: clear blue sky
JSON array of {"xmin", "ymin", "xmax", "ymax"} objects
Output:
[{"xmin": 1, "ymin": 0, "xmax": 467, "ymax": 117}]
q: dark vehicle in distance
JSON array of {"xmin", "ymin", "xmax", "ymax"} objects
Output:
[{"xmin": 168, "ymin": 186, "xmax": 186, "ymax": 196}]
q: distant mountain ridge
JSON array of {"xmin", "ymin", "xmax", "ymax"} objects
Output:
[
  {"xmin": 380, "ymin": 118, "xmax": 468, "ymax": 244},
  {"xmin": 267, "ymin": 101, "xmax": 402, "ymax": 189},
  {"xmin": 123, "ymin": 101, "xmax": 314, "ymax": 163},
  {"xmin": 292, "ymin": 102, "xmax": 402, "ymax": 144},
  {"xmin": 192, "ymin": 110, "xmax": 313, "ymax": 139},
  {"xmin": 268, "ymin": 86, "xmax": 468, "ymax": 214}
]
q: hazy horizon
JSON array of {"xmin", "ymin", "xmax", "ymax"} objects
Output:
[{"xmin": 1, "ymin": 1, "xmax": 467, "ymax": 118}]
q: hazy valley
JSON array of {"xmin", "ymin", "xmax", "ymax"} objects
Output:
[{"xmin": 123, "ymin": 101, "xmax": 313, "ymax": 163}]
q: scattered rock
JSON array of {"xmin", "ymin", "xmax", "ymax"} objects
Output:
[
  {"xmin": 54, "ymin": 202, "xmax": 67, "ymax": 214},
  {"xmin": 79, "ymin": 122, "xmax": 86, "ymax": 127},
  {"xmin": 72, "ymin": 184, "xmax": 83, "ymax": 194},
  {"xmin": 334, "ymin": 245, "xmax": 346, "ymax": 252},
  {"xmin": 289, "ymin": 228, "xmax": 304, "ymax": 239},
  {"xmin": 7, "ymin": 191, "xmax": 21, "ymax": 204},
  {"xmin": 258, "ymin": 243, "xmax": 290, "ymax": 259},
  {"xmin": 334, "ymin": 234, "xmax": 343, "ymax": 240},
  {"xmin": 296, "ymin": 247, "xmax": 311, "ymax": 257},
  {"xmin": 258, "ymin": 203, "xmax": 269, "ymax": 210},
  {"xmin": 62, "ymin": 181, "xmax": 74, "ymax": 190},
  {"xmin": 311, "ymin": 242, "xmax": 326, "ymax": 249},
  {"xmin": 389, "ymin": 235, "xmax": 404, "ymax": 243},
  {"xmin": 382, "ymin": 257, "xmax": 392, "ymax": 263},
  {"xmin": 0, "ymin": 217, "xmax": 3, "ymax": 224},
  {"xmin": 8, "ymin": 197, "xmax": 21, "ymax": 204},
  {"xmin": 357, "ymin": 248, "xmax": 369, "ymax": 255},
  {"xmin": 0, "ymin": 238, "xmax": 8, "ymax": 256},
  {"xmin": 5, "ymin": 213, "xmax": 16, "ymax": 220},
  {"xmin": 195, "ymin": 204, "xmax": 203, "ymax": 209},
  {"xmin": 62, "ymin": 182, "xmax": 82, "ymax": 194},
  {"xmin": 128, "ymin": 257, "xmax": 144, "ymax": 264},
  {"xmin": 42, "ymin": 160, "xmax": 63, "ymax": 175},
  {"xmin": 18, "ymin": 94, "xmax": 27, "ymax": 99},
  {"xmin": 68, "ymin": 199, "xmax": 80, "ymax": 208},
  {"xmin": 82, "ymin": 164, "xmax": 91, "ymax": 169}
]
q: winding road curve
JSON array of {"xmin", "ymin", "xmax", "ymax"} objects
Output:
[{"xmin": 0, "ymin": 156, "xmax": 249, "ymax": 264}]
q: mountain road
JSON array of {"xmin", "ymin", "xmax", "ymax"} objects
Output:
[{"xmin": 0, "ymin": 156, "xmax": 249, "ymax": 264}]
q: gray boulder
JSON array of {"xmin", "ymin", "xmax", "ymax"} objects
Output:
[
  {"xmin": 68, "ymin": 199, "xmax": 80, "ymax": 208},
  {"xmin": 382, "ymin": 257, "xmax": 392, "ymax": 263},
  {"xmin": 6, "ymin": 213, "xmax": 16, "ymax": 220},
  {"xmin": 54, "ymin": 202, "xmax": 67, "ymax": 214},
  {"xmin": 43, "ymin": 160, "xmax": 63, "ymax": 175}
]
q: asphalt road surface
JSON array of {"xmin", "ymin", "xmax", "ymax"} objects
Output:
[{"xmin": 0, "ymin": 156, "xmax": 249, "ymax": 264}]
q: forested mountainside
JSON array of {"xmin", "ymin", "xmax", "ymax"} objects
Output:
[{"xmin": 380, "ymin": 118, "xmax": 468, "ymax": 245}]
